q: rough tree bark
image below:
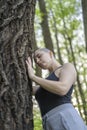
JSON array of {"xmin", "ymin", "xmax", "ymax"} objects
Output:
[{"xmin": 0, "ymin": 0, "xmax": 36, "ymax": 130}]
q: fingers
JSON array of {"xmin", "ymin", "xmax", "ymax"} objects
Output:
[
  {"xmin": 28, "ymin": 57, "xmax": 31, "ymax": 64},
  {"xmin": 26, "ymin": 60, "xmax": 28, "ymax": 66},
  {"xmin": 26, "ymin": 57, "xmax": 32, "ymax": 66},
  {"xmin": 25, "ymin": 57, "xmax": 34, "ymax": 79}
]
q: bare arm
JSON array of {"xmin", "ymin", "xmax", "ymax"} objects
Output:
[
  {"xmin": 26, "ymin": 57, "xmax": 77, "ymax": 96},
  {"xmin": 31, "ymin": 63, "xmax": 77, "ymax": 96},
  {"xmin": 32, "ymin": 85, "xmax": 40, "ymax": 95}
]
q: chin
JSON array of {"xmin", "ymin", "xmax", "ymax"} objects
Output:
[
  {"xmin": 40, "ymin": 65, "xmax": 48, "ymax": 70},
  {"xmin": 39, "ymin": 63, "xmax": 48, "ymax": 69},
  {"xmin": 42, "ymin": 68, "xmax": 47, "ymax": 70},
  {"xmin": 41, "ymin": 66, "xmax": 47, "ymax": 70}
]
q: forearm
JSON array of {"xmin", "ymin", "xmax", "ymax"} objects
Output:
[
  {"xmin": 32, "ymin": 75, "xmax": 67, "ymax": 96},
  {"xmin": 32, "ymin": 85, "xmax": 40, "ymax": 95}
]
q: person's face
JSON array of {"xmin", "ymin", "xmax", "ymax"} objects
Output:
[{"xmin": 34, "ymin": 50, "xmax": 52, "ymax": 69}]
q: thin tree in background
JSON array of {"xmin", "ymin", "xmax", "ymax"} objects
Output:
[
  {"xmin": 0, "ymin": 0, "xmax": 36, "ymax": 130},
  {"xmin": 38, "ymin": 0, "xmax": 54, "ymax": 53},
  {"xmin": 34, "ymin": 0, "xmax": 87, "ymax": 124},
  {"xmin": 33, "ymin": 32, "xmax": 42, "ymax": 77},
  {"xmin": 81, "ymin": 0, "xmax": 87, "ymax": 52},
  {"xmin": 51, "ymin": 10, "xmax": 63, "ymax": 64},
  {"xmin": 61, "ymin": 11, "xmax": 87, "ymax": 124},
  {"xmin": 56, "ymin": 0, "xmax": 87, "ymax": 123}
]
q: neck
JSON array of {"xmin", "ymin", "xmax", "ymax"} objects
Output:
[{"xmin": 49, "ymin": 60, "xmax": 61, "ymax": 72}]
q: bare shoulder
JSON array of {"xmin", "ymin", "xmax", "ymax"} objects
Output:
[
  {"xmin": 55, "ymin": 63, "xmax": 76, "ymax": 77},
  {"xmin": 62, "ymin": 63, "xmax": 77, "ymax": 74},
  {"xmin": 62, "ymin": 63, "xmax": 75, "ymax": 69},
  {"xmin": 60, "ymin": 63, "xmax": 77, "ymax": 83}
]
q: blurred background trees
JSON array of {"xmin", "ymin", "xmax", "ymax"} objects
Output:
[
  {"xmin": 81, "ymin": 0, "xmax": 87, "ymax": 52},
  {"xmin": 0, "ymin": 0, "xmax": 87, "ymax": 130},
  {"xmin": 34, "ymin": 0, "xmax": 87, "ymax": 129}
]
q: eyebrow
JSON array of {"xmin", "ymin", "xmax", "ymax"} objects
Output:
[
  {"xmin": 35, "ymin": 53, "xmax": 41, "ymax": 57},
  {"xmin": 33, "ymin": 52, "xmax": 39, "ymax": 60}
]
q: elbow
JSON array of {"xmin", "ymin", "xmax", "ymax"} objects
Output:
[
  {"xmin": 57, "ymin": 84, "xmax": 68, "ymax": 96},
  {"xmin": 60, "ymin": 90, "xmax": 67, "ymax": 96}
]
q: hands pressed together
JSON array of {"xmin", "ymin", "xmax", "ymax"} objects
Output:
[{"xmin": 26, "ymin": 57, "xmax": 35, "ymax": 80}]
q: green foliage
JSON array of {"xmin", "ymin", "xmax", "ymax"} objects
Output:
[
  {"xmin": 34, "ymin": 107, "xmax": 42, "ymax": 130},
  {"xmin": 34, "ymin": 0, "xmax": 87, "ymax": 124}
]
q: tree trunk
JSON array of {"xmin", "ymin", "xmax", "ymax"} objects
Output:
[
  {"xmin": 81, "ymin": 0, "xmax": 87, "ymax": 52},
  {"xmin": 33, "ymin": 32, "xmax": 42, "ymax": 77},
  {"xmin": 51, "ymin": 10, "xmax": 63, "ymax": 64},
  {"xmin": 60, "ymin": 8, "xmax": 87, "ymax": 122},
  {"xmin": 0, "ymin": 0, "xmax": 36, "ymax": 130},
  {"xmin": 38, "ymin": 0, "xmax": 54, "ymax": 53}
]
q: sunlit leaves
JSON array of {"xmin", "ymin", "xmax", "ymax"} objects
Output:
[{"xmin": 34, "ymin": 0, "xmax": 87, "ymax": 126}]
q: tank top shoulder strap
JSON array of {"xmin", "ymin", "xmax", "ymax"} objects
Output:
[{"xmin": 54, "ymin": 65, "xmax": 62, "ymax": 73}]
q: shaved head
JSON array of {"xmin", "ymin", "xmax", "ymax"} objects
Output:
[
  {"xmin": 32, "ymin": 48, "xmax": 52, "ymax": 63},
  {"xmin": 35, "ymin": 48, "xmax": 50, "ymax": 53}
]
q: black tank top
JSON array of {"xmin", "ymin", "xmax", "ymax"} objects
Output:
[{"xmin": 35, "ymin": 68, "xmax": 73, "ymax": 117}]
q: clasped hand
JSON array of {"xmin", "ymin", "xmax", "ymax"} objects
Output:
[{"xmin": 26, "ymin": 57, "xmax": 35, "ymax": 80}]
